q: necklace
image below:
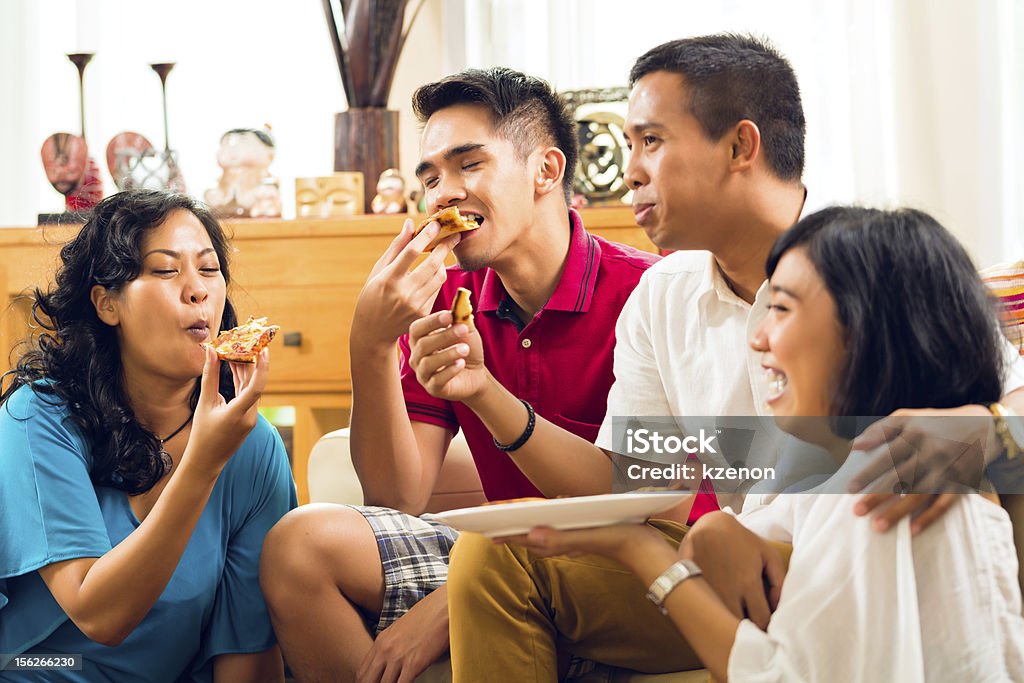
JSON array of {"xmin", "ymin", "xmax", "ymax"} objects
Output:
[{"xmin": 156, "ymin": 413, "xmax": 194, "ymax": 469}]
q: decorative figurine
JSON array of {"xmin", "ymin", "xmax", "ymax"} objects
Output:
[
  {"xmin": 41, "ymin": 133, "xmax": 87, "ymax": 197},
  {"xmin": 560, "ymin": 88, "xmax": 632, "ymax": 206},
  {"xmin": 40, "ymin": 53, "xmax": 103, "ymax": 219},
  {"xmin": 370, "ymin": 168, "xmax": 408, "ymax": 214},
  {"xmin": 149, "ymin": 62, "xmax": 187, "ymax": 192},
  {"xmin": 575, "ymin": 111, "xmax": 629, "ymax": 205},
  {"xmin": 295, "ymin": 173, "xmax": 364, "ymax": 218},
  {"xmin": 408, "ymin": 188, "xmax": 426, "ymax": 214},
  {"xmin": 106, "ymin": 131, "xmax": 158, "ymax": 191},
  {"xmin": 65, "ymin": 53, "xmax": 103, "ymax": 211},
  {"xmin": 204, "ymin": 127, "xmax": 281, "ymax": 218},
  {"xmin": 104, "ymin": 64, "xmax": 187, "ymax": 192},
  {"xmin": 249, "ymin": 178, "xmax": 283, "ymax": 219}
]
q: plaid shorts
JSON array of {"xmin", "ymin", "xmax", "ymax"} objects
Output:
[
  {"xmin": 349, "ymin": 506, "xmax": 598, "ymax": 678},
  {"xmin": 348, "ymin": 505, "xmax": 460, "ymax": 635}
]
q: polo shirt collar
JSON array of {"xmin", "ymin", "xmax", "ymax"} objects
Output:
[
  {"xmin": 477, "ymin": 209, "xmax": 601, "ymax": 314},
  {"xmin": 476, "ymin": 268, "xmax": 506, "ymax": 313}
]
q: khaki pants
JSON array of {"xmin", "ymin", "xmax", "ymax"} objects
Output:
[{"xmin": 449, "ymin": 521, "xmax": 793, "ymax": 682}]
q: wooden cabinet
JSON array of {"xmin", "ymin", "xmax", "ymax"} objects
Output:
[{"xmin": 0, "ymin": 208, "xmax": 653, "ymax": 502}]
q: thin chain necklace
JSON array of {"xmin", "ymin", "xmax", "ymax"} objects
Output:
[{"xmin": 156, "ymin": 413, "xmax": 194, "ymax": 468}]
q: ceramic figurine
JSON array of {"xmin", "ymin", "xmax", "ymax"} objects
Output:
[
  {"xmin": 295, "ymin": 173, "xmax": 364, "ymax": 218},
  {"xmin": 370, "ymin": 168, "xmax": 408, "ymax": 214},
  {"xmin": 204, "ymin": 127, "xmax": 281, "ymax": 218}
]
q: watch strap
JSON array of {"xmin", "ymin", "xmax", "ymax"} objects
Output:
[{"xmin": 645, "ymin": 559, "xmax": 702, "ymax": 615}]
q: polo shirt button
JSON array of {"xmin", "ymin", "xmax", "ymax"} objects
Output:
[{"xmin": 521, "ymin": 338, "xmax": 532, "ymax": 349}]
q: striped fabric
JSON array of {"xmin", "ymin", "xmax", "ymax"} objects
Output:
[{"xmin": 982, "ymin": 260, "xmax": 1024, "ymax": 356}]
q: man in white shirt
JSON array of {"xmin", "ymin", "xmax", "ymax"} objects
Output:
[{"xmin": 439, "ymin": 34, "xmax": 1024, "ymax": 680}]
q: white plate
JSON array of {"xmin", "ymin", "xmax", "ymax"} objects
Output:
[{"xmin": 431, "ymin": 492, "xmax": 690, "ymax": 538}]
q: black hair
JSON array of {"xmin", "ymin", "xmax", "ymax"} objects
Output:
[
  {"xmin": 222, "ymin": 127, "xmax": 274, "ymax": 148},
  {"xmin": 629, "ymin": 33, "xmax": 806, "ymax": 181},
  {"xmin": 412, "ymin": 67, "xmax": 578, "ymax": 202},
  {"xmin": 1, "ymin": 190, "xmax": 238, "ymax": 495},
  {"xmin": 766, "ymin": 206, "xmax": 1005, "ymax": 422}
]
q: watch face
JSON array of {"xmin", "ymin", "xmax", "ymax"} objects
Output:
[{"xmin": 646, "ymin": 559, "xmax": 701, "ymax": 612}]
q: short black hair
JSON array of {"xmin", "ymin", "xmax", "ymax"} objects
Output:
[
  {"xmin": 766, "ymin": 206, "xmax": 1005, "ymax": 421},
  {"xmin": 222, "ymin": 127, "xmax": 274, "ymax": 148},
  {"xmin": 630, "ymin": 34, "xmax": 806, "ymax": 181},
  {"xmin": 412, "ymin": 67, "xmax": 578, "ymax": 202}
]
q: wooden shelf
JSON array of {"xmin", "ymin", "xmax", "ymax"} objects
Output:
[{"xmin": 0, "ymin": 207, "xmax": 651, "ymax": 502}]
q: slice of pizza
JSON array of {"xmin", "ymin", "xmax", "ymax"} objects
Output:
[
  {"xmin": 450, "ymin": 287, "xmax": 474, "ymax": 326},
  {"xmin": 480, "ymin": 497, "xmax": 547, "ymax": 506},
  {"xmin": 415, "ymin": 206, "xmax": 480, "ymax": 251},
  {"xmin": 203, "ymin": 315, "xmax": 280, "ymax": 363}
]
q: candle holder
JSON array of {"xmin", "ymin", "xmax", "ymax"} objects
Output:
[{"xmin": 104, "ymin": 62, "xmax": 187, "ymax": 192}]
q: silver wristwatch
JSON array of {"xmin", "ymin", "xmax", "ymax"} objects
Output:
[
  {"xmin": 991, "ymin": 403, "xmax": 1024, "ymax": 460},
  {"xmin": 645, "ymin": 559, "xmax": 702, "ymax": 615}
]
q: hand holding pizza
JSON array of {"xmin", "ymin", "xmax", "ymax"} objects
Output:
[
  {"xmin": 408, "ymin": 294, "xmax": 489, "ymax": 403},
  {"xmin": 184, "ymin": 345, "xmax": 269, "ymax": 478},
  {"xmin": 351, "ymin": 218, "xmax": 460, "ymax": 350}
]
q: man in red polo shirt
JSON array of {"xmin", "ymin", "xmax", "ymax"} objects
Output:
[{"xmin": 259, "ymin": 67, "xmax": 659, "ymax": 681}]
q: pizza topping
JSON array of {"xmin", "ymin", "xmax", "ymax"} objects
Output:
[{"xmin": 203, "ymin": 315, "xmax": 280, "ymax": 363}]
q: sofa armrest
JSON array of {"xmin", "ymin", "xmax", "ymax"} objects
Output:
[{"xmin": 307, "ymin": 428, "xmax": 486, "ymax": 511}]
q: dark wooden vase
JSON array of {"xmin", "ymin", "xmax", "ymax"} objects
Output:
[{"xmin": 334, "ymin": 109, "xmax": 400, "ymax": 212}]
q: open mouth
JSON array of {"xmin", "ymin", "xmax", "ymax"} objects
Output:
[
  {"xmin": 457, "ymin": 212, "xmax": 484, "ymax": 244},
  {"xmin": 764, "ymin": 367, "xmax": 788, "ymax": 400}
]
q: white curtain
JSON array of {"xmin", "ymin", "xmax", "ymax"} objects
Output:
[
  {"xmin": 0, "ymin": 1, "xmax": 44, "ymax": 223},
  {"xmin": 464, "ymin": 0, "xmax": 1024, "ymax": 267}
]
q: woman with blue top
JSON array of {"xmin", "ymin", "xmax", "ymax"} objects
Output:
[{"xmin": 0, "ymin": 190, "xmax": 297, "ymax": 681}]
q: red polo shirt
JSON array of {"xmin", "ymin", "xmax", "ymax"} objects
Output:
[{"xmin": 398, "ymin": 210, "xmax": 660, "ymax": 501}]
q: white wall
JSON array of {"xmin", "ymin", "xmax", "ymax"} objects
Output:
[
  {"xmin": 3, "ymin": 0, "xmax": 1021, "ymax": 267},
  {"xmin": 0, "ymin": 0, "xmax": 451, "ymax": 225}
]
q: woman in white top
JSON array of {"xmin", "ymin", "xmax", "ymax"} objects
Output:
[{"xmin": 507, "ymin": 206, "xmax": 1024, "ymax": 682}]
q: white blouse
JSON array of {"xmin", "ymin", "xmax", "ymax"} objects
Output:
[{"xmin": 729, "ymin": 486, "xmax": 1024, "ymax": 681}]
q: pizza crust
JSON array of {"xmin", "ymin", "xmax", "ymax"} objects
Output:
[{"xmin": 451, "ymin": 287, "xmax": 474, "ymax": 325}]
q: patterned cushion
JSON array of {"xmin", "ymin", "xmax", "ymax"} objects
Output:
[{"xmin": 982, "ymin": 260, "xmax": 1024, "ymax": 356}]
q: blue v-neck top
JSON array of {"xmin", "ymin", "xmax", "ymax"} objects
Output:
[{"xmin": 0, "ymin": 384, "xmax": 297, "ymax": 681}]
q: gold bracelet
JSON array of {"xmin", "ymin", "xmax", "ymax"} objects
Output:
[{"xmin": 989, "ymin": 402, "xmax": 1022, "ymax": 460}]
